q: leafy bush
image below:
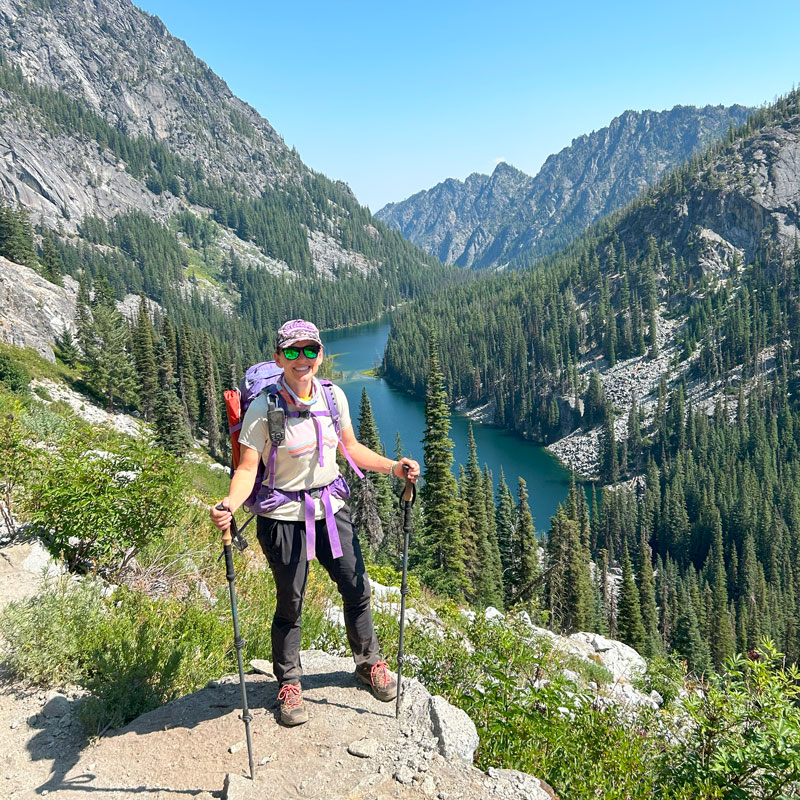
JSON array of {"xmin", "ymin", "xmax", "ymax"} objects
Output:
[
  {"xmin": 0, "ymin": 578, "xmax": 105, "ymax": 685},
  {"xmin": 667, "ymin": 641, "xmax": 800, "ymax": 799},
  {"xmin": 0, "ymin": 391, "xmax": 33, "ymax": 536},
  {"xmin": 0, "ymin": 349, "xmax": 30, "ymax": 393},
  {"xmin": 0, "ymin": 579, "xmax": 231, "ymax": 733},
  {"xmin": 636, "ymin": 653, "xmax": 686, "ymax": 706},
  {"xmin": 79, "ymin": 587, "xmax": 229, "ymax": 732},
  {"xmin": 21, "ymin": 402, "xmax": 67, "ymax": 443},
  {"xmin": 24, "ymin": 426, "xmax": 186, "ymax": 575}
]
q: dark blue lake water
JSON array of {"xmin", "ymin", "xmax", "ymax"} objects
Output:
[{"xmin": 322, "ymin": 318, "xmax": 572, "ymax": 532}]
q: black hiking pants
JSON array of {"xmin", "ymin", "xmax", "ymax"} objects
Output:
[{"xmin": 256, "ymin": 505, "xmax": 380, "ymax": 686}]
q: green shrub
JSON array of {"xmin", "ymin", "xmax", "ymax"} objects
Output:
[
  {"xmin": 21, "ymin": 402, "xmax": 68, "ymax": 443},
  {"xmin": 636, "ymin": 654, "xmax": 685, "ymax": 706},
  {"xmin": 0, "ymin": 391, "xmax": 33, "ymax": 536},
  {"xmin": 24, "ymin": 426, "xmax": 186, "ymax": 575},
  {"xmin": 0, "ymin": 577, "xmax": 105, "ymax": 685},
  {"xmin": 368, "ymin": 563, "xmax": 422, "ymax": 599},
  {"xmin": 0, "ymin": 579, "xmax": 231, "ymax": 733},
  {"xmin": 666, "ymin": 641, "xmax": 800, "ymax": 799},
  {"xmin": 0, "ymin": 350, "xmax": 30, "ymax": 393},
  {"xmin": 80, "ymin": 587, "xmax": 229, "ymax": 732}
]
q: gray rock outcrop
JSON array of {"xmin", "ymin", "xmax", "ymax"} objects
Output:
[{"xmin": 0, "ymin": 257, "xmax": 77, "ymax": 360}]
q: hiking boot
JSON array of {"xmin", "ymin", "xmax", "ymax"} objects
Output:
[
  {"xmin": 277, "ymin": 682, "xmax": 308, "ymax": 726},
  {"xmin": 355, "ymin": 661, "xmax": 397, "ymax": 702}
]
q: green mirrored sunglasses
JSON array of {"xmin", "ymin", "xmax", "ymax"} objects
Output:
[{"xmin": 282, "ymin": 345, "xmax": 321, "ymax": 360}]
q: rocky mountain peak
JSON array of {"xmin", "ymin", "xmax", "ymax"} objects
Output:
[{"xmin": 377, "ymin": 105, "xmax": 754, "ymax": 269}]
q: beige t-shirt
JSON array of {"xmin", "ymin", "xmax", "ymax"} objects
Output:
[{"xmin": 238, "ymin": 381, "xmax": 352, "ymax": 521}]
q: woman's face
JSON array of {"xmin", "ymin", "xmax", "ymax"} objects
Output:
[{"xmin": 275, "ymin": 339, "xmax": 323, "ymax": 397}]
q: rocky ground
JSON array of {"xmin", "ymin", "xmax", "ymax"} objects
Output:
[
  {"xmin": 0, "ymin": 537, "xmax": 555, "ymax": 800},
  {"xmin": 0, "ymin": 648, "xmax": 555, "ymax": 800}
]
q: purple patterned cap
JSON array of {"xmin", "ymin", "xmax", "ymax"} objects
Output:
[{"xmin": 276, "ymin": 319, "xmax": 323, "ymax": 350}]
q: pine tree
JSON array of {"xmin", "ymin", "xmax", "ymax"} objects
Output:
[
  {"xmin": 617, "ymin": 543, "xmax": 647, "ymax": 653},
  {"xmin": 357, "ymin": 388, "xmax": 393, "ymax": 533},
  {"xmin": 416, "ymin": 331, "xmax": 467, "ymax": 599},
  {"xmin": 636, "ymin": 528, "xmax": 661, "ymax": 657},
  {"xmin": 177, "ymin": 320, "xmax": 199, "ymax": 434},
  {"xmin": 55, "ymin": 329, "xmax": 80, "ymax": 367},
  {"xmin": 0, "ymin": 204, "xmax": 36, "ymax": 269},
  {"xmin": 39, "ymin": 235, "xmax": 63, "ymax": 286},
  {"xmin": 512, "ymin": 477, "xmax": 540, "ymax": 607},
  {"xmin": 201, "ymin": 333, "xmax": 220, "ymax": 457},
  {"xmin": 546, "ymin": 508, "xmax": 592, "ymax": 632},
  {"xmin": 495, "ymin": 468, "xmax": 516, "ymax": 603},
  {"xmin": 673, "ymin": 582, "xmax": 711, "ymax": 676},
  {"xmin": 82, "ymin": 284, "xmax": 138, "ymax": 410},
  {"xmin": 463, "ymin": 426, "xmax": 501, "ymax": 607},
  {"xmin": 131, "ymin": 296, "xmax": 158, "ymax": 421},
  {"xmin": 483, "ymin": 466, "xmax": 505, "ymax": 610},
  {"xmin": 152, "ymin": 338, "xmax": 192, "ymax": 456}
]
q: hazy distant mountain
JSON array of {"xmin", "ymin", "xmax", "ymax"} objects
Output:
[{"xmin": 376, "ymin": 105, "xmax": 754, "ymax": 269}]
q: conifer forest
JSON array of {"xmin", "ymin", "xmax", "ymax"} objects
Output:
[{"xmin": 4, "ymin": 80, "xmax": 800, "ymax": 682}]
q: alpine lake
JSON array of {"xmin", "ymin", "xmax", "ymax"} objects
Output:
[{"xmin": 321, "ymin": 317, "xmax": 574, "ymax": 532}]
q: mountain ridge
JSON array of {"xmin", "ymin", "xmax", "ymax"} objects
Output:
[{"xmin": 376, "ymin": 104, "xmax": 754, "ymax": 269}]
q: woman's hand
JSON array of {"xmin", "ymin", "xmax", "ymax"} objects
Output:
[
  {"xmin": 210, "ymin": 499, "xmax": 233, "ymax": 531},
  {"xmin": 393, "ymin": 457, "xmax": 420, "ymax": 483}
]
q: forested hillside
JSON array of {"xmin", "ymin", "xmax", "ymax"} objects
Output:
[
  {"xmin": 383, "ymin": 89, "xmax": 800, "ymax": 670},
  {"xmin": 376, "ymin": 105, "xmax": 752, "ymax": 269},
  {"xmin": 0, "ymin": 0, "xmax": 458, "ymax": 454}
]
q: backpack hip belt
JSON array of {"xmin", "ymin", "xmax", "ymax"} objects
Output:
[{"xmin": 251, "ymin": 473, "xmax": 351, "ymax": 560}]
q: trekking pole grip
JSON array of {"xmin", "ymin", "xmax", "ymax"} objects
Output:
[
  {"xmin": 216, "ymin": 502, "xmax": 233, "ymax": 547},
  {"xmin": 401, "ymin": 463, "xmax": 415, "ymax": 505}
]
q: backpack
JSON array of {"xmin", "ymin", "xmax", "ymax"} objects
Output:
[{"xmin": 223, "ymin": 361, "xmax": 362, "ymax": 513}]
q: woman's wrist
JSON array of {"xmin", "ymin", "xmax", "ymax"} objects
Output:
[{"xmin": 388, "ymin": 459, "xmax": 397, "ymax": 476}]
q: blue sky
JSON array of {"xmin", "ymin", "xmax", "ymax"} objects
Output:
[{"xmin": 135, "ymin": 0, "xmax": 800, "ymax": 211}]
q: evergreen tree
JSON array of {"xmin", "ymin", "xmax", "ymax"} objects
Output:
[
  {"xmin": 463, "ymin": 426, "xmax": 501, "ymax": 607},
  {"xmin": 357, "ymin": 388, "xmax": 393, "ymax": 533},
  {"xmin": 416, "ymin": 332, "xmax": 467, "ymax": 599},
  {"xmin": 201, "ymin": 333, "xmax": 220, "ymax": 457},
  {"xmin": 483, "ymin": 466, "xmax": 505, "ymax": 610},
  {"xmin": 0, "ymin": 203, "xmax": 36, "ymax": 269},
  {"xmin": 636, "ymin": 528, "xmax": 661, "ymax": 657},
  {"xmin": 495, "ymin": 468, "xmax": 516, "ymax": 604},
  {"xmin": 617, "ymin": 543, "xmax": 647, "ymax": 653},
  {"xmin": 673, "ymin": 582, "xmax": 711, "ymax": 675},
  {"xmin": 39, "ymin": 235, "xmax": 63, "ymax": 285},
  {"xmin": 131, "ymin": 295, "xmax": 158, "ymax": 421},
  {"xmin": 511, "ymin": 477, "xmax": 540, "ymax": 607},
  {"xmin": 152, "ymin": 338, "xmax": 192, "ymax": 456},
  {"xmin": 55, "ymin": 329, "xmax": 80, "ymax": 367},
  {"xmin": 82, "ymin": 283, "xmax": 138, "ymax": 410}
]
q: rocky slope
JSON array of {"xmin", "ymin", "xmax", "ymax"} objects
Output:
[
  {"xmin": 0, "ymin": 0, "xmax": 440, "ymax": 291},
  {"xmin": 0, "ymin": 0, "xmax": 293, "ymax": 228},
  {"xmin": 377, "ymin": 105, "xmax": 753, "ymax": 269}
]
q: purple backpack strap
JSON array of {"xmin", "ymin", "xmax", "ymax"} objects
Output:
[{"xmin": 319, "ymin": 380, "xmax": 364, "ymax": 479}]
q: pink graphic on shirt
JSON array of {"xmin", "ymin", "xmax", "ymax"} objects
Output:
[{"xmin": 284, "ymin": 417, "xmax": 337, "ymax": 459}]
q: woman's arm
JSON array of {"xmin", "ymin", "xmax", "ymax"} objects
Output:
[
  {"xmin": 209, "ymin": 444, "xmax": 262, "ymax": 533},
  {"xmin": 339, "ymin": 424, "xmax": 420, "ymax": 482}
]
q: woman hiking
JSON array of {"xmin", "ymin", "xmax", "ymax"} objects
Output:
[{"xmin": 210, "ymin": 318, "xmax": 420, "ymax": 726}]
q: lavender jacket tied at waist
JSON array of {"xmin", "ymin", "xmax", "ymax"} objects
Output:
[{"xmin": 251, "ymin": 474, "xmax": 352, "ymax": 561}]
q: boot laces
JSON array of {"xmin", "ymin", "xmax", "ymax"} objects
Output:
[
  {"xmin": 278, "ymin": 683, "xmax": 302, "ymax": 710},
  {"xmin": 370, "ymin": 661, "xmax": 391, "ymax": 689}
]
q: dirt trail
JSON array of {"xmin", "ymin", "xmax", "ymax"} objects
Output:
[{"xmin": 0, "ymin": 540, "xmax": 553, "ymax": 800}]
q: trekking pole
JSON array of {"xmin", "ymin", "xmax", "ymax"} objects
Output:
[
  {"xmin": 396, "ymin": 466, "xmax": 416, "ymax": 719},
  {"xmin": 216, "ymin": 504, "xmax": 255, "ymax": 780}
]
